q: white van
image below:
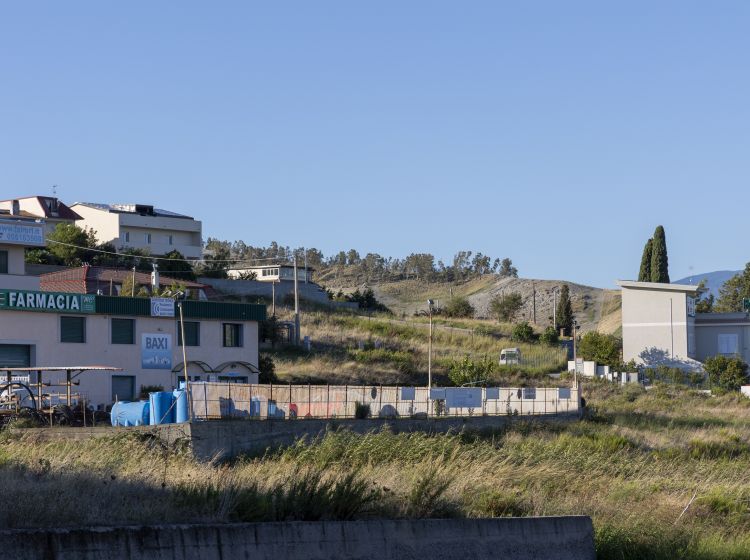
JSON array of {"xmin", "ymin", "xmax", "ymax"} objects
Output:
[{"xmin": 499, "ymin": 347, "xmax": 521, "ymax": 365}]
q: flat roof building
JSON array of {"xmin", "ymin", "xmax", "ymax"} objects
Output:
[
  {"xmin": 71, "ymin": 202, "xmax": 203, "ymax": 259},
  {"xmin": 227, "ymin": 264, "xmax": 313, "ymax": 283},
  {"xmin": 0, "ymin": 289, "xmax": 265, "ymax": 408},
  {"xmin": 619, "ymin": 279, "xmax": 750, "ymax": 370}
]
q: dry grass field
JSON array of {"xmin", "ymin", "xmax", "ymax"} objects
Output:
[{"xmin": 2, "ymin": 383, "xmax": 750, "ymax": 559}]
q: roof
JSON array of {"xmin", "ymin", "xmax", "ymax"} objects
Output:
[
  {"xmin": 695, "ymin": 312, "xmax": 750, "ymax": 325},
  {"xmin": 616, "ymin": 280, "xmax": 701, "ymax": 295},
  {"xmin": 40, "ymin": 266, "xmax": 207, "ymax": 290},
  {"xmin": 73, "ymin": 202, "xmax": 193, "ymax": 220},
  {"xmin": 0, "ymin": 366, "xmax": 122, "ymax": 372},
  {"xmin": 0, "ymin": 196, "xmax": 81, "ymax": 220}
]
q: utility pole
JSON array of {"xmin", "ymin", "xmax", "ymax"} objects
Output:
[
  {"xmin": 271, "ymin": 280, "xmax": 277, "ymax": 316},
  {"xmin": 304, "ymin": 247, "xmax": 308, "ymax": 284},
  {"xmin": 532, "ymin": 283, "xmax": 536, "ymax": 324},
  {"xmin": 427, "ymin": 299, "xmax": 434, "ymax": 392},
  {"xmin": 178, "ymin": 300, "xmax": 193, "ymax": 422},
  {"xmin": 294, "ymin": 255, "xmax": 300, "ymax": 346},
  {"xmin": 131, "ymin": 267, "xmax": 136, "ymax": 297},
  {"xmin": 553, "ymin": 288, "xmax": 558, "ymax": 329}
]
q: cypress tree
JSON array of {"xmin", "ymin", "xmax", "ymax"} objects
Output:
[
  {"xmin": 556, "ymin": 284, "xmax": 574, "ymax": 336},
  {"xmin": 638, "ymin": 238, "xmax": 652, "ymax": 282},
  {"xmin": 650, "ymin": 225, "xmax": 670, "ymax": 283}
]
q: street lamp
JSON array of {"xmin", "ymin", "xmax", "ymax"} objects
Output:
[
  {"xmin": 572, "ymin": 319, "xmax": 581, "ymax": 383},
  {"xmin": 427, "ymin": 299, "xmax": 434, "ymax": 392}
]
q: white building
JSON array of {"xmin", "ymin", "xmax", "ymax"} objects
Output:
[
  {"xmin": 619, "ymin": 279, "xmax": 750, "ymax": 370},
  {"xmin": 0, "ymin": 289, "xmax": 264, "ymax": 407},
  {"xmin": 0, "ymin": 217, "xmax": 45, "ymax": 291},
  {"xmin": 227, "ymin": 264, "xmax": 313, "ymax": 283},
  {"xmin": 0, "ymin": 196, "xmax": 81, "ymax": 237},
  {"xmin": 71, "ymin": 203, "xmax": 202, "ymax": 259}
]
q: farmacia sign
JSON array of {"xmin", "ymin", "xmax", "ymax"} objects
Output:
[{"xmin": 0, "ymin": 290, "xmax": 96, "ymax": 313}]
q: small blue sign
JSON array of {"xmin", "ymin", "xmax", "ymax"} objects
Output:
[{"xmin": 141, "ymin": 333, "xmax": 172, "ymax": 370}]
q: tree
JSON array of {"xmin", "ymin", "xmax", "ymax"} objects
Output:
[
  {"xmin": 638, "ymin": 238, "xmax": 652, "ymax": 282},
  {"xmin": 162, "ymin": 250, "xmax": 196, "ymax": 281},
  {"xmin": 695, "ymin": 279, "xmax": 714, "ymax": 313},
  {"xmin": 489, "ymin": 292, "xmax": 523, "ymax": 322},
  {"xmin": 443, "ymin": 296, "xmax": 475, "ymax": 318},
  {"xmin": 539, "ymin": 326, "xmax": 559, "ymax": 346},
  {"xmin": 578, "ymin": 331, "xmax": 621, "ymax": 367},
  {"xmin": 46, "ymin": 223, "xmax": 96, "ymax": 266},
  {"xmin": 650, "ymin": 225, "xmax": 669, "ymax": 283},
  {"xmin": 704, "ymin": 355, "xmax": 749, "ymax": 392},
  {"xmin": 447, "ymin": 355, "xmax": 496, "ymax": 387},
  {"xmin": 716, "ymin": 263, "xmax": 750, "ymax": 313},
  {"xmin": 556, "ymin": 284, "xmax": 574, "ymax": 336},
  {"xmin": 498, "ymin": 258, "xmax": 518, "ymax": 278},
  {"xmin": 511, "ymin": 321, "xmax": 535, "ymax": 342}
]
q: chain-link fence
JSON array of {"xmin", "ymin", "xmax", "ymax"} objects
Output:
[{"xmin": 188, "ymin": 382, "xmax": 580, "ymax": 420}]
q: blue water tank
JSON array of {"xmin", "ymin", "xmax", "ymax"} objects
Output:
[
  {"xmin": 172, "ymin": 389, "xmax": 189, "ymax": 423},
  {"xmin": 111, "ymin": 401, "xmax": 149, "ymax": 427},
  {"xmin": 149, "ymin": 391, "xmax": 175, "ymax": 425}
]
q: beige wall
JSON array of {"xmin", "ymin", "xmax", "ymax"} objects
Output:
[
  {"xmin": 695, "ymin": 324, "xmax": 750, "ymax": 364},
  {"xmin": 621, "ymin": 284, "xmax": 699, "ymax": 368},
  {"xmin": 0, "ymin": 310, "xmax": 259, "ymax": 408},
  {"xmin": 72, "ymin": 205, "xmax": 202, "ymax": 258},
  {"xmin": 0, "ymin": 244, "xmax": 27, "ymax": 275}
]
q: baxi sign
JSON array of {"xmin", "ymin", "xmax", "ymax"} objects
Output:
[
  {"xmin": 141, "ymin": 333, "xmax": 172, "ymax": 370},
  {"xmin": 0, "ymin": 289, "xmax": 95, "ymax": 313}
]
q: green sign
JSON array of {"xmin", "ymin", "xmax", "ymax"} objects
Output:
[
  {"xmin": 0, "ymin": 290, "xmax": 95, "ymax": 313},
  {"xmin": 744, "ymin": 298, "xmax": 750, "ymax": 311}
]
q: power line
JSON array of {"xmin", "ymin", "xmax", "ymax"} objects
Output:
[{"xmin": 43, "ymin": 238, "xmax": 292, "ymax": 265}]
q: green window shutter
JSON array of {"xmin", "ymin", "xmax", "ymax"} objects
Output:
[
  {"xmin": 111, "ymin": 318, "xmax": 135, "ymax": 344},
  {"xmin": 61, "ymin": 316, "xmax": 86, "ymax": 343},
  {"xmin": 177, "ymin": 321, "xmax": 200, "ymax": 346},
  {"xmin": 0, "ymin": 251, "xmax": 7, "ymax": 274}
]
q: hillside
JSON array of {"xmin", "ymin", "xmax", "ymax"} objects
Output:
[
  {"xmin": 674, "ymin": 270, "xmax": 741, "ymax": 298},
  {"xmin": 318, "ymin": 274, "xmax": 622, "ymax": 335}
]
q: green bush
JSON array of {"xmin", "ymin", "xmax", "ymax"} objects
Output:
[
  {"xmin": 539, "ymin": 326, "xmax": 559, "ymax": 346},
  {"xmin": 443, "ymin": 297, "xmax": 475, "ymax": 318},
  {"xmin": 578, "ymin": 331, "xmax": 621, "ymax": 367},
  {"xmin": 704, "ymin": 355, "xmax": 749, "ymax": 392},
  {"xmin": 511, "ymin": 321, "xmax": 534, "ymax": 342},
  {"xmin": 447, "ymin": 355, "xmax": 496, "ymax": 387},
  {"xmin": 259, "ymin": 354, "xmax": 279, "ymax": 384},
  {"xmin": 489, "ymin": 292, "xmax": 523, "ymax": 322}
]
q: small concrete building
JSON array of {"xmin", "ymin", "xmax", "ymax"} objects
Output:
[
  {"xmin": 0, "ymin": 217, "xmax": 45, "ymax": 291},
  {"xmin": 619, "ymin": 279, "xmax": 750, "ymax": 369},
  {"xmin": 227, "ymin": 264, "xmax": 313, "ymax": 283},
  {"xmin": 0, "ymin": 289, "xmax": 265, "ymax": 407},
  {"xmin": 71, "ymin": 202, "xmax": 203, "ymax": 259},
  {"xmin": 618, "ymin": 280, "xmax": 702, "ymax": 369}
]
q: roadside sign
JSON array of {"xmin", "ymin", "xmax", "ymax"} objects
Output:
[
  {"xmin": 575, "ymin": 358, "xmax": 584, "ymax": 375},
  {"xmin": 743, "ymin": 298, "xmax": 750, "ymax": 312},
  {"xmin": 150, "ymin": 297, "xmax": 175, "ymax": 317}
]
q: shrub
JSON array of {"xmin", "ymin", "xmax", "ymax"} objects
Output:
[
  {"xmin": 578, "ymin": 331, "xmax": 621, "ymax": 367},
  {"xmin": 511, "ymin": 321, "xmax": 534, "ymax": 342},
  {"xmin": 354, "ymin": 402, "xmax": 370, "ymax": 419},
  {"xmin": 704, "ymin": 355, "xmax": 749, "ymax": 392},
  {"xmin": 539, "ymin": 326, "xmax": 559, "ymax": 346},
  {"xmin": 447, "ymin": 355, "xmax": 496, "ymax": 387},
  {"xmin": 443, "ymin": 297, "xmax": 475, "ymax": 318},
  {"xmin": 489, "ymin": 292, "xmax": 523, "ymax": 322},
  {"xmin": 259, "ymin": 354, "xmax": 279, "ymax": 384}
]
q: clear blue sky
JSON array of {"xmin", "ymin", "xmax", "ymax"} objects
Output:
[{"xmin": 2, "ymin": 2, "xmax": 749, "ymax": 288}]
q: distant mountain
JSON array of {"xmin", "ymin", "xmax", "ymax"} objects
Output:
[{"xmin": 674, "ymin": 270, "xmax": 741, "ymax": 298}]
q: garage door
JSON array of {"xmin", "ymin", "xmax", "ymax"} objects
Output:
[{"xmin": 0, "ymin": 345, "xmax": 31, "ymax": 368}]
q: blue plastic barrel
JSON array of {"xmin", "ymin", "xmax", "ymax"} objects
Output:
[
  {"xmin": 111, "ymin": 401, "xmax": 149, "ymax": 427},
  {"xmin": 172, "ymin": 389, "xmax": 189, "ymax": 423},
  {"xmin": 149, "ymin": 391, "xmax": 175, "ymax": 425}
]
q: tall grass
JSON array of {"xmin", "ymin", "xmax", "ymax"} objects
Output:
[{"xmin": 1, "ymin": 384, "xmax": 749, "ymax": 558}]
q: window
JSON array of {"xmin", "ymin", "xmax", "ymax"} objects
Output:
[
  {"xmin": 177, "ymin": 321, "xmax": 200, "ymax": 346},
  {"xmin": 223, "ymin": 323, "xmax": 243, "ymax": 347},
  {"xmin": 111, "ymin": 318, "xmax": 135, "ymax": 344},
  {"xmin": 0, "ymin": 250, "xmax": 7, "ymax": 274},
  {"xmin": 124, "ymin": 231, "xmax": 130, "ymax": 243},
  {"xmin": 718, "ymin": 333, "xmax": 739, "ymax": 356},
  {"xmin": 145, "ymin": 233, "xmax": 151, "ymax": 244},
  {"xmin": 168, "ymin": 235, "xmax": 173, "ymax": 245},
  {"xmin": 60, "ymin": 316, "xmax": 86, "ymax": 343},
  {"xmin": 111, "ymin": 375, "xmax": 135, "ymax": 401}
]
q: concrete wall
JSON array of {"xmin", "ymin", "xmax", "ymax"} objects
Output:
[
  {"xmin": 188, "ymin": 413, "xmax": 579, "ymax": 460},
  {"xmin": 200, "ymin": 277, "xmax": 336, "ymax": 305},
  {"xmin": 695, "ymin": 323, "xmax": 750, "ymax": 363},
  {"xmin": 0, "ymin": 517, "xmax": 595, "ymax": 560},
  {"xmin": 0, "ymin": 310, "xmax": 259, "ymax": 407}
]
